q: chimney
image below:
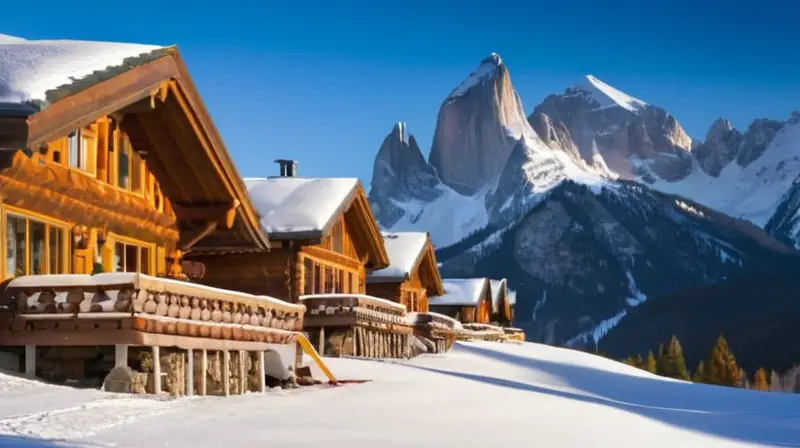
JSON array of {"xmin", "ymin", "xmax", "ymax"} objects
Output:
[{"xmin": 274, "ymin": 159, "xmax": 298, "ymax": 177}]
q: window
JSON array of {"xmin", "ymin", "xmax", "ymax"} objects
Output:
[
  {"xmin": 4, "ymin": 214, "xmax": 67, "ymax": 278},
  {"xmin": 118, "ymin": 134, "xmax": 143, "ymax": 193},
  {"xmin": 66, "ymin": 129, "xmax": 96, "ymax": 173},
  {"xmin": 113, "ymin": 241, "xmax": 152, "ymax": 274},
  {"xmin": 303, "ymin": 258, "xmax": 314, "ymax": 294},
  {"xmin": 324, "ymin": 266, "xmax": 334, "ymax": 293}
]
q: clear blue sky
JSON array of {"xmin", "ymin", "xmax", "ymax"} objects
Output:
[{"xmin": 5, "ymin": 0, "xmax": 799, "ymax": 186}]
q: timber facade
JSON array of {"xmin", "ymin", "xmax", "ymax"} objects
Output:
[
  {"xmin": 428, "ymin": 278, "xmax": 493, "ymax": 325},
  {"xmin": 0, "ymin": 39, "xmax": 307, "ymax": 396},
  {"xmin": 366, "ymin": 232, "xmax": 445, "ymax": 313}
]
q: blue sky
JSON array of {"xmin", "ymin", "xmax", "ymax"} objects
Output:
[{"xmin": 5, "ymin": 0, "xmax": 799, "ymax": 186}]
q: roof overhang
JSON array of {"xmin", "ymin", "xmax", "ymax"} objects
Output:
[{"xmin": 1, "ymin": 48, "xmax": 269, "ymax": 254}]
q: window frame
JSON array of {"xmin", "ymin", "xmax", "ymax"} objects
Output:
[
  {"xmin": 107, "ymin": 233, "xmax": 155, "ymax": 275},
  {"xmin": 1, "ymin": 205, "xmax": 70, "ymax": 280}
]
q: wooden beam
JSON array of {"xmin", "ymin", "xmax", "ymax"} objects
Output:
[
  {"xmin": 239, "ymin": 350, "xmax": 246, "ymax": 395},
  {"xmin": 180, "ymin": 221, "xmax": 218, "ymax": 251},
  {"xmin": 200, "ymin": 349, "xmax": 208, "ymax": 396},
  {"xmin": 115, "ymin": 344, "xmax": 129, "ymax": 368},
  {"xmin": 25, "ymin": 345, "xmax": 36, "ymax": 378},
  {"xmin": 186, "ymin": 348, "xmax": 194, "ymax": 397},
  {"xmin": 223, "ymin": 350, "xmax": 230, "ymax": 397},
  {"xmin": 257, "ymin": 351, "xmax": 266, "ymax": 393},
  {"xmin": 172, "ymin": 201, "xmax": 240, "ymax": 228},
  {"xmin": 152, "ymin": 346, "xmax": 162, "ymax": 395}
]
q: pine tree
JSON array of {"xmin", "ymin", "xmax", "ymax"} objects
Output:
[
  {"xmin": 753, "ymin": 368, "xmax": 769, "ymax": 391},
  {"xmin": 666, "ymin": 335, "xmax": 691, "ymax": 381},
  {"xmin": 706, "ymin": 334, "xmax": 742, "ymax": 387},
  {"xmin": 656, "ymin": 343, "xmax": 668, "ymax": 375},
  {"xmin": 692, "ymin": 361, "xmax": 706, "ymax": 383},
  {"xmin": 646, "ymin": 351, "xmax": 657, "ymax": 374},
  {"xmin": 632, "ymin": 354, "xmax": 644, "ymax": 370}
]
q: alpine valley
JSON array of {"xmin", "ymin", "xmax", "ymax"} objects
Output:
[{"xmin": 367, "ymin": 53, "xmax": 800, "ymax": 347}]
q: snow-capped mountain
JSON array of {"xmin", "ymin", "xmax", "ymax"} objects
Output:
[
  {"xmin": 535, "ymin": 78, "xmax": 800, "ymax": 247},
  {"xmin": 367, "ymin": 53, "xmax": 798, "ymax": 347}
]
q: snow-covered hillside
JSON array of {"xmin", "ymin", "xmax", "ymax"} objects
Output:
[{"xmin": 1, "ymin": 342, "xmax": 799, "ymax": 447}]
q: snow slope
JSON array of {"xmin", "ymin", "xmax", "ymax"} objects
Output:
[
  {"xmin": 2, "ymin": 341, "xmax": 799, "ymax": 447},
  {"xmin": 568, "ymin": 74, "xmax": 649, "ymax": 112}
]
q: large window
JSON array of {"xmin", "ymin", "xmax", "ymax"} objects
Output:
[
  {"xmin": 5, "ymin": 214, "xmax": 67, "ymax": 278},
  {"xmin": 301, "ymin": 255, "xmax": 360, "ymax": 295},
  {"xmin": 113, "ymin": 241, "xmax": 151, "ymax": 274}
]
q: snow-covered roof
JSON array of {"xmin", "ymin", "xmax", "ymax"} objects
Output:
[
  {"xmin": 429, "ymin": 278, "xmax": 489, "ymax": 307},
  {"xmin": 568, "ymin": 75, "xmax": 648, "ymax": 113},
  {"xmin": 0, "ymin": 34, "xmax": 166, "ymax": 112},
  {"xmin": 489, "ymin": 278, "xmax": 507, "ymax": 312},
  {"xmin": 367, "ymin": 232, "xmax": 429, "ymax": 282},
  {"xmin": 244, "ymin": 177, "xmax": 359, "ymax": 238}
]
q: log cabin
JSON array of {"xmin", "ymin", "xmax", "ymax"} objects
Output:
[
  {"xmin": 366, "ymin": 232, "xmax": 445, "ymax": 313},
  {"xmin": 191, "ymin": 168, "xmax": 415, "ymax": 358},
  {"xmin": 428, "ymin": 278, "xmax": 492, "ymax": 324},
  {"xmin": 489, "ymin": 278, "xmax": 514, "ymax": 327},
  {"xmin": 0, "ymin": 36, "xmax": 306, "ymax": 396},
  {"xmin": 190, "ymin": 164, "xmax": 390, "ymax": 303}
]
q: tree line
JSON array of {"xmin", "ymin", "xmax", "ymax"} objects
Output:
[{"xmin": 619, "ymin": 334, "xmax": 771, "ymax": 391}]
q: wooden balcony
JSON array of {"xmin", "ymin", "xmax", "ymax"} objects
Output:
[
  {"xmin": 298, "ymin": 294, "xmax": 412, "ymax": 359},
  {"xmin": 0, "ymin": 272, "xmax": 305, "ymax": 350}
]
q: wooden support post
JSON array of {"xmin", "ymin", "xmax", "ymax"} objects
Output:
[
  {"xmin": 258, "ymin": 351, "xmax": 266, "ymax": 393},
  {"xmin": 200, "ymin": 349, "xmax": 207, "ymax": 396},
  {"xmin": 152, "ymin": 346, "xmax": 162, "ymax": 394},
  {"xmin": 186, "ymin": 349, "xmax": 194, "ymax": 397},
  {"xmin": 381, "ymin": 333, "xmax": 387, "ymax": 358},
  {"xmin": 24, "ymin": 345, "xmax": 36, "ymax": 378},
  {"xmin": 356, "ymin": 328, "xmax": 363, "ymax": 357},
  {"xmin": 239, "ymin": 351, "xmax": 246, "ymax": 395},
  {"xmin": 223, "ymin": 350, "xmax": 230, "ymax": 397},
  {"xmin": 367, "ymin": 331, "xmax": 373, "ymax": 358},
  {"xmin": 393, "ymin": 334, "xmax": 399, "ymax": 358},
  {"xmin": 318, "ymin": 327, "xmax": 325, "ymax": 356},
  {"xmin": 115, "ymin": 344, "xmax": 129, "ymax": 368}
]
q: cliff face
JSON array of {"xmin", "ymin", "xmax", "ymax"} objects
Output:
[{"xmin": 429, "ymin": 53, "xmax": 536, "ymax": 195}]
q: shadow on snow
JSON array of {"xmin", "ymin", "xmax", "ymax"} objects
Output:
[{"xmin": 403, "ymin": 343, "xmax": 800, "ymax": 446}]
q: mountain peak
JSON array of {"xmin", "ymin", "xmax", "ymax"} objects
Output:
[
  {"xmin": 447, "ymin": 52, "xmax": 505, "ymax": 101},
  {"xmin": 392, "ymin": 121, "xmax": 409, "ymax": 144},
  {"xmin": 568, "ymin": 74, "xmax": 648, "ymax": 113}
]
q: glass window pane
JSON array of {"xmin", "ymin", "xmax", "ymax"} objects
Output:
[
  {"xmin": 324, "ymin": 266, "xmax": 333, "ymax": 294},
  {"xmin": 124, "ymin": 245, "xmax": 138, "ymax": 273},
  {"xmin": 140, "ymin": 247, "xmax": 150, "ymax": 274},
  {"xmin": 6, "ymin": 216, "xmax": 26, "ymax": 277},
  {"xmin": 68, "ymin": 132, "xmax": 79, "ymax": 168},
  {"xmin": 313, "ymin": 263, "xmax": 321, "ymax": 294},
  {"xmin": 48, "ymin": 227, "xmax": 62, "ymax": 274},
  {"xmin": 30, "ymin": 221, "xmax": 46, "ymax": 275},
  {"xmin": 114, "ymin": 242, "xmax": 124, "ymax": 272},
  {"xmin": 118, "ymin": 138, "xmax": 130, "ymax": 189}
]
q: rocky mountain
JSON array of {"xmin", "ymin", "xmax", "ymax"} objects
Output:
[
  {"xmin": 534, "ymin": 79, "xmax": 800, "ymax": 247},
  {"xmin": 367, "ymin": 52, "xmax": 800, "ymax": 347}
]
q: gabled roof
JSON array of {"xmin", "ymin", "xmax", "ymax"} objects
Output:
[
  {"xmin": 367, "ymin": 232, "xmax": 445, "ymax": 295},
  {"xmin": 245, "ymin": 177, "xmax": 389, "ymax": 269},
  {"xmin": 429, "ymin": 278, "xmax": 490, "ymax": 307},
  {"xmin": 489, "ymin": 278, "xmax": 508, "ymax": 313},
  {"xmin": 0, "ymin": 35, "xmax": 269, "ymax": 254}
]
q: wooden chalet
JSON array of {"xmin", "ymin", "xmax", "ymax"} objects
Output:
[
  {"xmin": 192, "ymin": 165, "xmax": 390, "ymax": 302},
  {"xmin": 489, "ymin": 278, "xmax": 514, "ymax": 327},
  {"xmin": 366, "ymin": 232, "xmax": 444, "ymax": 313},
  {"xmin": 428, "ymin": 278, "xmax": 492, "ymax": 324},
  {"xmin": 0, "ymin": 36, "xmax": 307, "ymax": 396},
  {"xmin": 192, "ymin": 167, "xmax": 413, "ymax": 359}
]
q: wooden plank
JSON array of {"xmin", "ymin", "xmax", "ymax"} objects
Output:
[
  {"xmin": 2, "ymin": 328, "xmax": 139, "ymax": 346},
  {"xmin": 134, "ymin": 331, "xmax": 290, "ymax": 352}
]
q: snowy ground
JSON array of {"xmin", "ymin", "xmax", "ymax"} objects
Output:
[{"xmin": 1, "ymin": 341, "xmax": 799, "ymax": 447}]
